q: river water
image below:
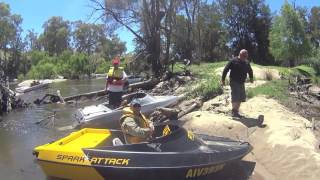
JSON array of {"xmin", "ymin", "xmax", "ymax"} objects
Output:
[
  {"xmin": 0, "ymin": 79, "xmax": 105, "ymax": 180},
  {"xmin": 0, "ymin": 79, "xmax": 257, "ymax": 180}
]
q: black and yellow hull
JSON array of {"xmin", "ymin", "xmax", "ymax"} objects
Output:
[
  {"xmin": 33, "ymin": 126, "xmax": 252, "ymax": 180},
  {"xmin": 37, "ymin": 160, "xmax": 230, "ymax": 180}
]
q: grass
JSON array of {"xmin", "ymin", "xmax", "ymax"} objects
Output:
[
  {"xmin": 174, "ymin": 61, "xmax": 319, "ymax": 102},
  {"xmin": 186, "ymin": 76, "xmax": 223, "ymax": 101},
  {"xmin": 247, "ymin": 80, "xmax": 290, "ymax": 102},
  {"xmin": 173, "ymin": 61, "xmax": 227, "ymax": 79},
  {"xmin": 173, "ymin": 61, "xmax": 226, "ymax": 100},
  {"xmin": 312, "ymin": 76, "xmax": 320, "ymax": 86},
  {"xmin": 267, "ymin": 65, "xmax": 317, "ymax": 78}
]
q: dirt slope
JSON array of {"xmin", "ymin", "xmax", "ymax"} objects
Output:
[{"xmin": 182, "ymin": 96, "xmax": 320, "ymax": 180}]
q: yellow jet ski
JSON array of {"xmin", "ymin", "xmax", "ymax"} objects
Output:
[{"xmin": 33, "ymin": 125, "xmax": 252, "ymax": 180}]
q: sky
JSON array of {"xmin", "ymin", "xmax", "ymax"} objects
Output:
[{"xmin": 3, "ymin": 0, "xmax": 320, "ymax": 52}]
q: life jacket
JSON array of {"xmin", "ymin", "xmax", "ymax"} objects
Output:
[
  {"xmin": 107, "ymin": 67, "xmax": 124, "ymax": 85},
  {"xmin": 120, "ymin": 107, "xmax": 150, "ymax": 144}
]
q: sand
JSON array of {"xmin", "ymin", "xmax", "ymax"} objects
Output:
[{"xmin": 182, "ymin": 96, "xmax": 320, "ymax": 180}]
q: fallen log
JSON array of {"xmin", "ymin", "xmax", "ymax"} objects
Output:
[
  {"xmin": 177, "ymin": 100, "xmax": 203, "ymax": 118},
  {"xmin": 153, "ymin": 98, "xmax": 202, "ymax": 123},
  {"xmin": 64, "ymin": 89, "xmax": 107, "ymax": 102},
  {"xmin": 0, "ymin": 84, "xmax": 15, "ymax": 97},
  {"xmin": 128, "ymin": 78, "xmax": 160, "ymax": 90},
  {"xmin": 34, "ymin": 90, "xmax": 65, "ymax": 105},
  {"xmin": 63, "ymin": 78, "xmax": 160, "ymax": 102}
]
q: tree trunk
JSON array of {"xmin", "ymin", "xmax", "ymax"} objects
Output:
[
  {"xmin": 289, "ymin": 59, "xmax": 295, "ymax": 67},
  {"xmin": 149, "ymin": 0, "xmax": 162, "ymax": 77}
]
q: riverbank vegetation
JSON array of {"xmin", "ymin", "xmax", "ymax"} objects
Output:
[{"xmin": 1, "ymin": 1, "xmax": 320, "ymax": 83}]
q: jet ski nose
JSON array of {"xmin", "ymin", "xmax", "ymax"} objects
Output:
[{"xmin": 32, "ymin": 151, "xmax": 39, "ymax": 157}]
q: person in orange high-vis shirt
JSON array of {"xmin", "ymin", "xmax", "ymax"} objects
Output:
[{"xmin": 106, "ymin": 56, "xmax": 127, "ymax": 108}]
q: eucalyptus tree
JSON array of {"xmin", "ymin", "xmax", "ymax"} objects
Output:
[
  {"xmin": 73, "ymin": 21, "xmax": 106, "ymax": 55},
  {"xmin": 162, "ymin": 0, "xmax": 179, "ymax": 66},
  {"xmin": 308, "ymin": 6, "xmax": 320, "ymax": 48},
  {"xmin": 0, "ymin": 2, "xmax": 13, "ymax": 77},
  {"xmin": 90, "ymin": 0, "xmax": 178, "ymax": 76},
  {"xmin": 217, "ymin": 0, "xmax": 273, "ymax": 64},
  {"xmin": 196, "ymin": 3, "xmax": 229, "ymax": 61},
  {"xmin": 39, "ymin": 16, "xmax": 71, "ymax": 56},
  {"xmin": 269, "ymin": 1, "xmax": 311, "ymax": 67},
  {"xmin": 25, "ymin": 29, "xmax": 41, "ymax": 51},
  {"xmin": 179, "ymin": 0, "xmax": 201, "ymax": 60},
  {"xmin": 0, "ymin": 2, "xmax": 24, "ymax": 78},
  {"xmin": 7, "ymin": 14, "xmax": 25, "ymax": 78}
]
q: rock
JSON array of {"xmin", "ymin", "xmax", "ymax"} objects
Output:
[
  {"xmin": 309, "ymin": 85, "xmax": 320, "ymax": 96},
  {"xmin": 201, "ymin": 94, "xmax": 230, "ymax": 111},
  {"xmin": 182, "ymin": 111, "xmax": 249, "ymax": 140}
]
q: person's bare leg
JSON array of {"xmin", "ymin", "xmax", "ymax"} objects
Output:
[
  {"xmin": 232, "ymin": 102, "xmax": 240, "ymax": 112},
  {"xmin": 232, "ymin": 102, "xmax": 241, "ymax": 116}
]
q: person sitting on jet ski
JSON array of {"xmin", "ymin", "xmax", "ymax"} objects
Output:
[{"xmin": 120, "ymin": 99, "xmax": 154, "ymax": 144}]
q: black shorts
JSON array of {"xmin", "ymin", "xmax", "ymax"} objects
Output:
[
  {"xmin": 108, "ymin": 91, "xmax": 123, "ymax": 108},
  {"xmin": 230, "ymin": 81, "xmax": 246, "ymax": 103}
]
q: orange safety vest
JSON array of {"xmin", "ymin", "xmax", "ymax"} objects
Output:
[
  {"xmin": 120, "ymin": 107, "xmax": 150, "ymax": 144},
  {"xmin": 107, "ymin": 67, "xmax": 124, "ymax": 85}
]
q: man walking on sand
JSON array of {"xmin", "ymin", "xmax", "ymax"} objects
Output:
[{"xmin": 221, "ymin": 49, "xmax": 253, "ymax": 118}]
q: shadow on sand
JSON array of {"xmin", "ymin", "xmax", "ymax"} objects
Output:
[{"xmin": 231, "ymin": 115, "xmax": 266, "ymax": 128}]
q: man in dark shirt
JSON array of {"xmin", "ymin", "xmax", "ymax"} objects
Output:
[{"xmin": 221, "ymin": 49, "xmax": 253, "ymax": 118}]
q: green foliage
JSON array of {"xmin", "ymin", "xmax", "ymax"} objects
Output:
[
  {"xmin": 312, "ymin": 61, "xmax": 320, "ymax": 75},
  {"xmin": 309, "ymin": 7, "xmax": 320, "ymax": 48},
  {"xmin": 193, "ymin": 61, "xmax": 226, "ymax": 77},
  {"xmin": 39, "ymin": 16, "xmax": 71, "ymax": 56},
  {"xmin": 95, "ymin": 60, "xmax": 112, "ymax": 74},
  {"xmin": 27, "ymin": 62, "xmax": 57, "ymax": 79},
  {"xmin": 0, "ymin": 2, "xmax": 24, "ymax": 78},
  {"xmin": 218, "ymin": 0, "xmax": 273, "ymax": 64},
  {"xmin": 294, "ymin": 65, "xmax": 316, "ymax": 77},
  {"xmin": 305, "ymin": 49, "xmax": 320, "ymax": 75},
  {"xmin": 247, "ymin": 80, "xmax": 289, "ymax": 102},
  {"xmin": 269, "ymin": 1, "xmax": 312, "ymax": 66},
  {"xmin": 175, "ymin": 61, "xmax": 226, "ymax": 100},
  {"xmin": 188, "ymin": 76, "xmax": 223, "ymax": 101},
  {"xmin": 28, "ymin": 50, "xmax": 49, "ymax": 66},
  {"xmin": 312, "ymin": 77, "xmax": 320, "ymax": 85},
  {"xmin": 17, "ymin": 74, "xmax": 25, "ymax": 81}
]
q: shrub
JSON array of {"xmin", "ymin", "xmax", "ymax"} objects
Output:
[
  {"xmin": 312, "ymin": 60, "xmax": 320, "ymax": 75},
  {"xmin": 188, "ymin": 76, "xmax": 223, "ymax": 101},
  {"xmin": 17, "ymin": 74, "xmax": 25, "ymax": 81},
  {"xmin": 27, "ymin": 63, "xmax": 57, "ymax": 79},
  {"xmin": 95, "ymin": 60, "xmax": 112, "ymax": 74}
]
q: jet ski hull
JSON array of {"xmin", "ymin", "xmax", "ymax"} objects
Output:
[
  {"xmin": 33, "ymin": 126, "xmax": 253, "ymax": 180},
  {"xmin": 74, "ymin": 93, "xmax": 181, "ymax": 129},
  {"xmin": 37, "ymin": 159, "xmax": 234, "ymax": 180}
]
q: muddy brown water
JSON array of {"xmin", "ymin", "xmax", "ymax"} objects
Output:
[
  {"xmin": 0, "ymin": 79, "xmax": 105, "ymax": 180},
  {"xmin": 0, "ymin": 79, "xmax": 256, "ymax": 180}
]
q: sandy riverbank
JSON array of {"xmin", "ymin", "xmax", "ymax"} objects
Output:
[{"xmin": 181, "ymin": 95, "xmax": 320, "ymax": 180}]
